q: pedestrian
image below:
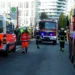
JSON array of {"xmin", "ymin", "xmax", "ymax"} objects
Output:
[
  {"xmin": 20, "ymin": 29, "xmax": 30, "ymax": 53},
  {"xmin": 59, "ymin": 28, "xmax": 66, "ymax": 52},
  {"xmin": 35, "ymin": 31, "xmax": 40, "ymax": 49}
]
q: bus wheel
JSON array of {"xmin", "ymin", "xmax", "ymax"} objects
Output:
[{"xmin": 3, "ymin": 45, "xmax": 9, "ymax": 57}]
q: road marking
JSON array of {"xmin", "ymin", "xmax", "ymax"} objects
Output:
[{"xmin": 16, "ymin": 48, "xmax": 21, "ymax": 51}]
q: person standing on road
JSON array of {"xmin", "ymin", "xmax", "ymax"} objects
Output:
[
  {"xmin": 35, "ymin": 31, "xmax": 40, "ymax": 49},
  {"xmin": 20, "ymin": 29, "xmax": 30, "ymax": 53},
  {"xmin": 59, "ymin": 28, "xmax": 66, "ymax": 52}
]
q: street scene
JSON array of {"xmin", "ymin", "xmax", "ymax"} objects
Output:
[
  {"xmin": 0, "ymin": 0, "xmax": 75, "ymax": 75},
  {"xmin": 0, "ymin": 41, "xmax": 75, "ymax": 75}
]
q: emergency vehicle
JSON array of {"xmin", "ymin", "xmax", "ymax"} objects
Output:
[
  {"xmin": 69, "ymin": 8, "xmax": 75, "ymax": 68},
  {"xmin": 0, "ymin": 15, "xmax": 16, "ymax": 56},
  {"xmin": 37, "ymin": 19, "xmax": 57, "ymax": 44}
]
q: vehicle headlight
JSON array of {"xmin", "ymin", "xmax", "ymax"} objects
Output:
[{"xmin": 53, "ymin": 36, "xmax": 57, "ymax": 38}]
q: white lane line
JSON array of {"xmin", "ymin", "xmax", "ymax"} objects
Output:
[{"xmin": 16, "ymin": 48, "xmax": 22, "ymax": 51}]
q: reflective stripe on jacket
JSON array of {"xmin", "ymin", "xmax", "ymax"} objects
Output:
[
  {"xmin": 20, "ymin": 32, "xmax": 29, "ymax": 42},
  {"xmin": 59, "ymin": 35, "xmax": 66, "ymax": 42},
  {"xmin": 59, "ymin": 30, "xmax": 66, "ymax": 42}
]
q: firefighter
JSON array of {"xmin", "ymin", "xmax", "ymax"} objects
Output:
[
  {"xmin": 59, "ymin": 28, "xmax": 66, "ymax": 52},
  {"xmin": 35, "ymin": 31, "xmax": 40, "ymax": 49},
  {"xmin": 20, "ymin": 29, "xmax": 30, "ymax": 53}
]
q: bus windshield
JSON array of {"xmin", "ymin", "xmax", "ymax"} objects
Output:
[
  {"xmin": 0, "ymin": 20, "xmax": 3, "ymax": 33},
  {"xmin": 39, "ymin": 21, "xmax": 56, "ymax": 29}
]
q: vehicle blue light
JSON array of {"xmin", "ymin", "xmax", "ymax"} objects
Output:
[
  {"xmin": 50, "ymin": 33, "xmax": 53, "ymax": 36},
  {"xmin": 41, "ymin": 32, "xmax": 44, "ymax": 36}
]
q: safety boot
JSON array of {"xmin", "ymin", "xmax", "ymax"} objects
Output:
[
  {"xmin": 25, "ymin": 48, "xmax": 28, "ymax": 53},
  {"xmin": 22, "ymin": 48, "xmax": 25, "ymax": 53},
  {"xmin": 37, "ymin": 45, "xmax": 40, "ymax": 49},
  {"xmin": 61, "ymin": 48, "xmax": 64, "ymax": 52}
]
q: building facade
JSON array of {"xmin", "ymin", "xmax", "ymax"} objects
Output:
[
  {"xmin": 39, "ymin": 0, "xmax": 67, "ymax": 20},
  {"xmin": 0, "ymin": 0, "xmax": 39, "ymax": 28},
  {"xmin": 66, "ymin": 0, "xmax": 75, "ymax": 15}
]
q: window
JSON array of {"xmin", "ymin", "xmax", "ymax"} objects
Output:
[
  {"xmin": 45, "ymin": 22, "xmax": 56, "ymax": 29},
  {"xmin": 6, "ymin": 23, "xmax": 14, "ymax": 33},
  {"xmin": 39, "ymin": 21, "xmax": 56, "ymax": 29},
  {"xmin": 18, "ymin": 18, "xmax": 21, "ymax": 25},
  {"xmin": 19, "ymin": 10, "xmax": 21, "ymax": 16},
  {"xmin": 26, "ymin": 20, "xmax": 28, "ymax": 24},
  {"xmin": 31, "ymin": 2, "xmax": 33, "ymax": 8},
  {"xmin": 19, "ymin": 2, "xmax": 23, "ymax": 8},
  {"xmin": 26, "ymin": 10, "xmax": 28, "ymax": 16},
  {"xmin": 2, "ymin": 2, "xmax": 5, "ymax": 8},
  {"xmin": 26, "ymin": 2, "xmax": 29, "ymax": 8},
  {"xmin": 24, "ymin": 12, "xmax": 25, "ymax": 16},
  {"xmin": 0, "ymin": 20, "xmax": 3, "ymax": 33},
  {"xmin": 24, "ymin": 20, "xmax": 25, "ymax": 24},
  {"xmin": 24, "ymin": 2, "xmax": 25, "ymax": 8}
]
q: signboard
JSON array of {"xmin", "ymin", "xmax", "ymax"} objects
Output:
[
  {"xmin": 10, "ymin": 7, "xmax": 17, "ymax": 20},
  {"xmin": 11, "ymin": 7, "xmax": 16, "ymax": 12}
]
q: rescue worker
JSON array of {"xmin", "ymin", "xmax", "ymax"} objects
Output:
[
  {"xmin": 35, "ymin": 31, "xmax": 40, "ymax": 49},
  {"xmin": 27, "ymin": 29, "xmax": 31, "ymax": 35},
  {"xmin": 59, "ymin": 28, "xmax": 66, "ymax": 52},
  {"xmin": 20, "ymin": 29, "xmax": 30, "ymax": 53}
]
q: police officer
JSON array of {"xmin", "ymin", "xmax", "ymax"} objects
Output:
[
  {"xmin": 59, "ymin": 28, "xmax": 66, "ymax": 52},
  {"xmin": 35, "ymin": 31, "xmax": 40, "ymax": 49}
]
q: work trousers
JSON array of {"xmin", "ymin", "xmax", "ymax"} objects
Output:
[
  {"xmin": 60, "ymin": 42, "xmax": 65, "ymax": 48},
  {"xmin": 36, "ymin": 40, "xmax": 39, "ymax": 49},
  {"xmin": 21, "ymin": 42, "xmax": 28, "ymax": 51}
]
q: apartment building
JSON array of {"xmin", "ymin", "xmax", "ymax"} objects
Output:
[
  {"xmin": 39, "ymin": 0, "xmax": 67, "ymax": 20},
  {"xmin": 66, "ymin": 0, "xmax": 75, "ymax": 15},
  {"xmin": 0, "ymin": 0, "xmax": 39, "ymax": 28}
]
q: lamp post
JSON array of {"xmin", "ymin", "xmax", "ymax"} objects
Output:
[
  {"xmin": 16, "ymin": 7, "xmax": 19, "ymax": 29},
  {"xmin": 30, "ymin": 18, "xmax": 33, "ymax": 38}
]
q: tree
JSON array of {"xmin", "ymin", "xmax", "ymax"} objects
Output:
[
  {"xmin": 58, "ymin": 12, "xmax": 66, "ymax": 30},
  {"xmin": 68, "ymin": 10, "xmax": 72, "ymax": 23},
  {"xmin": 40, "ymin": 12, "xmax": 48, "ymax": 19},
  {"xmin": 65, "ymin": 15, "xmax": 69, "ymax": 27}
]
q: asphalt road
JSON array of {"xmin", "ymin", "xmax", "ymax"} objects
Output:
[{"xmin": 0, "ymin": 41, "xmax": 75, "ymax": 75}]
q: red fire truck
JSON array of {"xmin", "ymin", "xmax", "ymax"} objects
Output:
[
  {"xmin": 0, "ymin": 15, "xmax": 16, "ymax": 57},
  {"xmin": 37, "ymin": 19, "xmax": 57, "ymax": 44},
  {"xmin": 69, "ymin": 8, "xmax": 75, "ymax": 68}
]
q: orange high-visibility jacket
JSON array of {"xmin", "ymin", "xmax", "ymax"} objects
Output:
[{"xmin": 20, "ymin": 32, "xmax": 29, "ymax": 42}]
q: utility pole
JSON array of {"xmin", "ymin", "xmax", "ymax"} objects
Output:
[{"xmin": 16, "ymin": 7, "xmax": 19, "ymax": 29}]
